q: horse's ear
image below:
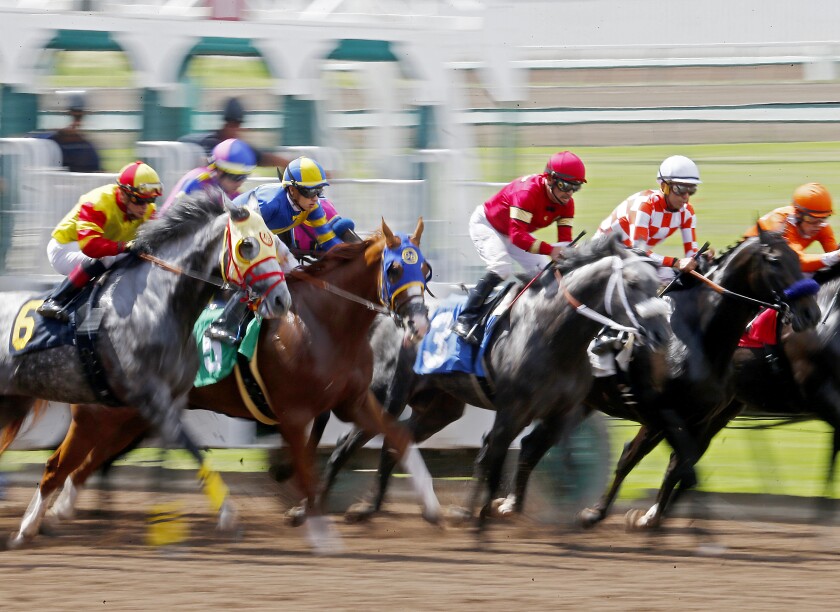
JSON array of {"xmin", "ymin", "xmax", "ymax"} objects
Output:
[
  {"xmin": 381, "ymin": 218, "xmax": 400, "ymax": 249},
  {"xmin": 227, "ymin": 200, "xmax": 251, "ymax": 222},
  {"xmin": 409, "ymin": 217, "xmax": 424, "ymax": 247},
  {"xmin": 756, "ymin": 220, "xmax": 767, "ymax": 244}
]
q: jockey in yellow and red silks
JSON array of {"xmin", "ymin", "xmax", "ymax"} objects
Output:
[{"xmin": 38, "ymin": 161, "xmax": 162, "ymax": 322}]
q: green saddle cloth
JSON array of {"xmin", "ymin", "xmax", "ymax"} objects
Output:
[{"xmin": 193, "ymin": 304, "xmax": 261, "ymax": 388}]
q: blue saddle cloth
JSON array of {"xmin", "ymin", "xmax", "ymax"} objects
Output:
[
  {"xmin": 8, "ymin": 292, "xmax": 77, "ymax": 356},
  {"xmin": 413, "ymin": 295, "xmax": 501, "ymax": 378}
]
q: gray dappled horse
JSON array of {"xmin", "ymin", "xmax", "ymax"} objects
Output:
[
  {"xmin": 578, "ymin": 229, "xmax": 821, "ymax": 531},
  {"xmin": 317, "ymin": 237, "xmax": 672, "ymax": 528},
  {"xmin": 1, "ymin": 190, "xmax": 291, "ymax": 548}
]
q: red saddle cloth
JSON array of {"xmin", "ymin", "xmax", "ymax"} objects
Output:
[{"xmin": 738, "ymin": 308, "xmax": 778, "ymax": 348}]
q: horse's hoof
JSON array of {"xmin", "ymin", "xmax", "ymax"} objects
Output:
[
  {"xmin": 422, "ymin": 506, "xmax": 442, "ymax": 526},
  {"xmin": 285, "ymin": 506, "xmax": 307, "ymax": 527},
  {"xmin": 6, "ymin": 533, "xmax": 28, "ymax": 550},
  {"xmin": 345, "ymin": 502, "xmax": 375, "ymax": 524},
  {"xmin": 624, "ymin": 508, "xmax": 659, "ymax": 531},
  {"xmin": 576, "ymin": 507, "xmax": 604, "ymax": 529},
  {"xmin": 491, "ymin": 495, "xmax": 517, "ymax": 518},
  {"xmin": 217, "ymin": 502, "xmax": 239, "ymax": 533},
  {"xmin": 444, "ymin": 505, "xmax": 472, "ymax": 527}
]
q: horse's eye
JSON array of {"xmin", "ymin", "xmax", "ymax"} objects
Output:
[
  {"xmin": 237, "ymin": 237, "xmax": 260, "ymax": 261},
  {"xmin": 387, "ymin": 262, "xmax": 403, "ymax": 284}
]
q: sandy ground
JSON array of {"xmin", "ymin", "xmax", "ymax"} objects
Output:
[{"xmin": 1, "ymin": 473, "xmax": 840, "ymax": 612}]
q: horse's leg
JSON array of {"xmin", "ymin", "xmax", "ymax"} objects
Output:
[
  {"xmin": 497, "ymin": 414, "xmax": 569, "ymax": 518},
  {"xmin": 345, "ymin": 390, "xmax": 441, "ymax": 524},
  {"xmin": 8, "ymin": 405, "xmax": 128, "ymax": 547},
  {"xmin": 52, "ymin": 411, "xmax": 149, "ymax": 521},
  {"xmin": 471, "ymin": 410, "xmax": 523, "ymax": 532},
  {"xmin": 577, "ymin": 425, "xmax": 665, "ymax": 528},
  {"xmin": 347, "ymin": 393, "xmax": 462, "ymax": 523},
  {"xmin": 278, "ymin": 418, "xmax": 343, "ymax": 554}
]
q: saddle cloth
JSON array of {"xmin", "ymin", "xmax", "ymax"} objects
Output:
[
  {"xmin": 9, "ymin": 292, "xmax": 82, "ymax": 356},
  {"xmin": 413, "ymin": 295, "xmax": 504, "ymax": 378},
  {"xmin": 193, "ymin": 304, "xmax": 261, "ymax": 387}
]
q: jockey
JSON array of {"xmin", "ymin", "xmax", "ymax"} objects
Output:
[
  {"xmin": 744, "ymin": 182, "xmax": 838, "ymax": 273},
  {"xmin": 37, "ymin": 161, "xmax": 162, "ymax": 321},
  {"xmin": 595, "ymin": 155, "xmax": 704, "ymax": 283},
  {"xmin": 740, "ymin": 183, "xmax": 836, "ymax": 349},
  {"xmin": 157, "ymin": 138, "xmax": 256, "ymax": 215},
  {"xmin": 451, "ymin": 151, "xmax": 586, "ymax": 344},
  {"xmin": 206, "ymin": 155, "xmax": 353, "ymax": 344}
]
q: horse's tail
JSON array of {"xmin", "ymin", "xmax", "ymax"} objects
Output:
[{"xmin": 0, "ymin": 398, "xmax": 48, "ymax": 454}]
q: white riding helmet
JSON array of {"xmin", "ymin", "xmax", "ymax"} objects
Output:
[{"xmin": 657, "ymin": 155, "xmax": 702, "ymax": 185}]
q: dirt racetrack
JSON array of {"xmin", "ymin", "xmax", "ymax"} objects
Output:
[{"xmin": 1, "ymin": 472, "xmax": 840, "ymax": 612}]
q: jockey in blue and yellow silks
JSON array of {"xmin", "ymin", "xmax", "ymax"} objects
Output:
[{"xmin": 206, "ymin": 156, "xmax": 344, "ymax": 345}]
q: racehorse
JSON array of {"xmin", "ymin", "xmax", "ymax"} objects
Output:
[
  {"xmin": 314, "ymin": 237, "xmax": 672, "ymax": 529},
  {"xmin": 576, "ymin": 228, "xmax": 821, "ymax": 531},
  {"xmin": 726, "ymin": 272, "xmax": 840, "ymax": 514},
  {"xmin": 2, "ymin": 190, "xmax": 291, "ymax": 548},
  {"xmin": 14, "ymin": 219, "xmax": 439, "ymax": 551}
]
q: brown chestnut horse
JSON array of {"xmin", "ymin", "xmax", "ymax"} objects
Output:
[{"xmin": 12, "ymin": 219, "xmax": 438, "ymax": 552}]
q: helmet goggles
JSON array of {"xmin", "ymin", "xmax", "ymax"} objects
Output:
[
  {"xmin": 669, "ymin": 182, "xmax": 697, "ymax": 196},
  {"xmin": 294, "ymin": 184, "xmax": 324, "ymax": 199},
  {"xmin": 550, "ymin": 176, "xmax": 583, "ymax": 193}
]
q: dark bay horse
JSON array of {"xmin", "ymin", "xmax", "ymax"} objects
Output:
[
  {"xmin": 577, "ymin": 228, "xmax": 821, "ymax": 531},
  {"xmin": 17, "ymin": 220, "xmax": 438, "ymax": 552},
  {"xmin": 317, "ymin": 237, "xmax": 672, "ymax": 528},
  {"xmin": 2, "ymin": 191, "xmax": 291, "ymax": 548},
  {"xmin": 726, "ymin": 273, "xmax": 840, "ymax": 511}
]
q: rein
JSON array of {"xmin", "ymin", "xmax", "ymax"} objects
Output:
[
  {"xmin": 686, "ymin": 269, "xmax": 783, "ymax": 311},
  {"xmin": 553, "ymin": 256, "xmax": 643, "ymax": 335},
  {"xmin": 288, "ymin": 268, "xmax": 392, "ymax": 316},
  {"xmin": 139, "ymin": 252, "xmax": 230, "ymax": 290}
]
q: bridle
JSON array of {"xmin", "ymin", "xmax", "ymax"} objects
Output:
[
  {"xmin": 553, "ymin": 256, "xmax": 651, "ymax": 340},
  {"xmin": 140, "ymin": 216, "xmax": 286, "ymax": 310}
]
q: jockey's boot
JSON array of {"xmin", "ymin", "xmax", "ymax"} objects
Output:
[
  {"xmin": 206, "ymin": 292, "xmax": 250, "ymax": 346},
  {"xmin": 36, "ymin": 277, "xmax": 82, "ymax": 322},
  {"xmin": 451, "ymin": 271, "xmax": 502, "ymax": 345}
]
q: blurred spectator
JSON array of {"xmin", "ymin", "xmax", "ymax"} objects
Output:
[
  {"xmin": 46, "ymin": 93, "xmax": 103, "ymax": 173},
  {"xmin": 180, "ymin": 96, "xmax": 292, "ymax": 170}
]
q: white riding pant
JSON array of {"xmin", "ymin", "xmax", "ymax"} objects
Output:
[
  {"xmin": 46, "ymin": 238, "xmax": 125, "ymax": 276},
  {"xmin": 468, "ymin": 205, "xmax": 549, "ymax": 280}
]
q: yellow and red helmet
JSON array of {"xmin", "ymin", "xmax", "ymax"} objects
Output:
[
  {"xmin": 793, "ymin": 182, "xmax": 833, "ymax": 218},
  {"xmin": 117, "ymin": 161, "xmax": 163, "ymax": 200}
]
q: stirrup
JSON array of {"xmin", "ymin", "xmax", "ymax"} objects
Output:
[
  {"xmin": 205, "ymin": 324, "xmax": 241, "ymax": 346},
  {"xmin": 451, "ymin": 320, "xmax": 480, "ymax": 345}
]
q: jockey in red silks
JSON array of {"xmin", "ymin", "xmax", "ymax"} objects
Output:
[
  {"xmin": 158, "ymin": 138, "xmax": 256, "ymax": 216},
  {"xmin": 451, "ymin": 151, "xmax": 586, "ymax": 344}
]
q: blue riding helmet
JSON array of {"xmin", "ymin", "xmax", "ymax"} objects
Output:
[
  {"xmin": 210, "ymin": 138, "xmax": 257, "ymax": 176},
  {"xmin": 281, "ymin": 156, "xmax": 329, "ymax": 189},
  {"xmin": 379, "ymin": 233, "xmax": 430, "ymax": 310}
]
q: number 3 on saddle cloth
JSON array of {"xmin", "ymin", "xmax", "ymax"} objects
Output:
[
  {"xmin": 414, "ymin": 287, "xmax": 512, "ymax": 381},
  {"xmin": 9, "ymin": 282, "xmax": 120, "ymax": 405}
]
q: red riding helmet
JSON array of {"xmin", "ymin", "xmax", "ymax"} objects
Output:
[
  {"xmin": 545, "ymin": 151, "xmax": 586, "ymax": 184},
  {"xmin": 117, "ymin": 161, "xmax": 162, "ymax": 200}
]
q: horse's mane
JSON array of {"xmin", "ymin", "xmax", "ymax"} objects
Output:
[
  {"xmin": 290, "ymin": 232, "xmax": 382, "ymax": 281},
  {"xmin": 555, "ymin": 235, "xmax": 625, "ymax": 274},
  {"xmin": 711, "ymin": 230, "xmax": 787, "ymax": 267},
  {"xmin": 134, "ymin": 190, "xmax": 225, "ymax": 253}
]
